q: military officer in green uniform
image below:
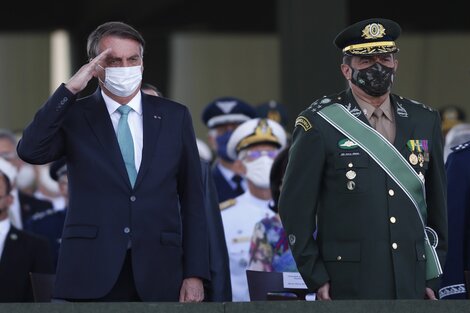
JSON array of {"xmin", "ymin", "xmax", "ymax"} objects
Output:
[{"xmin": 279, "ymin": 18, "xmax": 447, "ymax": 300}]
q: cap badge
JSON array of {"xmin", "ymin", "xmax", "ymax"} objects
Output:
[
  {"xmin": 362, "ymin": 23, "xmax": 386, "ymax": 40},
  {"xmin": 216, "ymin": 100, "xmax": 237, "ymax": 114}
]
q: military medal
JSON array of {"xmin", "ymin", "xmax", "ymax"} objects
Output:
[
  {"xmin": 418, "ymin": 153, "xmax": 424, "ymax": 167},
  {"xmin": 409, "ymin": 153, "xmax": 418, "ymax": 165},
  {"xmin": 346, "ymin": 181, "xmax": 355, "ymax": 190},
  {"xmin": 407, "ymin": 140, "xmax": 417, "ymax": 165},
  {"xmin": 346, "ymin": 170, "xmax": 356, "ymax": 180}
]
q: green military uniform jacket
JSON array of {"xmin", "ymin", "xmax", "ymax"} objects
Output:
[{"xmin": 279, "ymin": 89, "xmax": 447, "ymax": 299}]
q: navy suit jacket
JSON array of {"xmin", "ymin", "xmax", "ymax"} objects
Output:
[
  {"xmin": 0, "ymin": 225, "xmax": 54, "ymax": 302},
  {"xmin": 17, "ymin": 85, "xmax": 210, "ymax": 301},
  {"xmin": 211, "ymin": 164, "xmax": 245, "ymax": 203},
  {"xmin": 200, "ymin": 160, "xmax": 232, "ymax": 301}
]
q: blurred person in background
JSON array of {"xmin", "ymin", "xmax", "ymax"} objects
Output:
[
  {"xmin": 221, "ymin": 117, "xmax": 287, "ymax": 301},
  {"xmin": 202, "ymin": 97, "xmax": 257, "ymax": 203},
  {"xmin": 25, "ymin": 157, "xmax": 68, "ymax": 270},
  {"xmin": 0, "ymin": 165, "xmax": 53, "ymax": 302},
  {"xmin": 0, "ymin": 129, "xmax": 53, "ymax": 228},
  {"xmin": 247, "ymin": 146, "xmax": 297, "ymax": 273}
]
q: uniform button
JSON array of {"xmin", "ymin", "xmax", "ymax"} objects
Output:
[
  {"xmin": 390, "ymin": 216, "xmax": 396, "ymax": 224},
  {"xmin": 348, "ymin": 162, "xmax": 353, "ymax": 168},
  {"xmin": 423, "ymin": 254, "xmax": 426, "ymax": 259},
  {"xmin": 336, "ymin": 256, "xmax": 342, "ymax": 261},
  {"xmin": 130, "ymin": 196, "xmax": 136, "ymax": 202},
  {"xmin": 124, "ymin": 227, "xmax": 130, "ymax": 234},
  {"xmin": 392, "ymin": 243, "xmax": 398, "ymax": 249},
  {"xmin": 388, "ymin": 189, "xmax": 395, "ymax": 196}
]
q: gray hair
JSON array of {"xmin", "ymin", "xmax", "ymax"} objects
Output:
[{"xmin": 86, "ymin": 21, "xmax": 145, "ymax": 60}]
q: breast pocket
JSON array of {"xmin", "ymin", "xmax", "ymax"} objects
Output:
[{"xmin": 334, "ymin": 153, "xmax": 370, "ymax": 194}]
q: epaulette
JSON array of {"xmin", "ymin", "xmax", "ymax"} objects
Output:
[
  {"xmin": 451, "ymin": 141, "xmax": 470, "ymax": 153},
  {"xmin": 394, "ymin": 95, "xmax": 436, "ymax": 112},
  {"xmin": 30, "ymin": 208, "xmax": 55, "ymax": 221},
  {"xmin": 296, "ymin": 93, "xmax": 348, "ymax": 132},
  {"xmin": 219, "ymin": 198, "xmax": 236, "ymax": 211}
]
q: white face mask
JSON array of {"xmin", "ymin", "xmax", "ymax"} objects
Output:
[
  {"xmin": 100, "ymin": 65, "xmax": 142, "ymax": 97},
  {"xmin": 243, "ymin": 155, "xmax": 274, "ymax": 189},
  {"xmin": 16, "ymin": 164, "xmax": 36, "ymax": 190},
  {"xmin": 38, "ymin": 165, "xmax": 60, "ymax": 195}
]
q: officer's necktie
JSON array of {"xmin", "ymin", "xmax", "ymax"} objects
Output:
[
  {"xmin": 117, "ymin": 105, "xmax": 137, "ymax": 187},
  {"xmin": 372, "ymin": 108, "xmax": 390, "ymax": 142},
  {"xmin": 232, "ymin": 174, "xmax": 244, "ymax": 195}
]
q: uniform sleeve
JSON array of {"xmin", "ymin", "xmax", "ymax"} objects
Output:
[
  {"xmin": 425, "ymin": 110, "xmax": 448, "ymax": 292},
  {"xmin": 278, "ymin": 114, "xmax": 329, "ymax": 291},
  {"xmin": 439, "ymin": 150, "xmax": 469, "ymax": 298}
]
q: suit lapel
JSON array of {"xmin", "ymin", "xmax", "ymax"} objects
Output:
[
  {"xmin": 84, "ymin": 89, "xmax": 130, "ymax": 187},
  {"xmin": 0, "ymin": 227, "xmax": 20, "ymax": 268},
  {"xmin": 134, "ymin": 96, "xmax": 162, "ymax": 189}
]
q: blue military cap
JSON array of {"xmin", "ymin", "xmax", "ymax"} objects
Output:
[
  {"xmin": 256, "ymin": 100, "xmax": 289, "ymax": 128},
  {"xmin": 334, "ymin": 18, "xmax": 401, "ymax": 56},
  {"xmin": 202, "ymin": 97, "xmax": 257, "ymax": 128},
  {"xmin": 49, "ymin": 157, "xmax": 67, "ymax": 181}
]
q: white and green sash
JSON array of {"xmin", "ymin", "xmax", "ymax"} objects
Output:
[{"xmin": 318, "ymin": 103, "xmax": 442, "ymax": 280}]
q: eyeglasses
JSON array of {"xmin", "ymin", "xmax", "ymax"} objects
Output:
[{"xmin": 241, "ymin": 150, "xmax": 279, "ymax": 161}]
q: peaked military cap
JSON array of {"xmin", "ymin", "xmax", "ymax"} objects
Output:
[
  {"xmin": 49, "ymin": 157, "xmax": 67, "ymax": 181},
  {"xmin": 202, "ymin": 97, "xmax": 257, "ymax": 128},
  {"xmin": 226, "ymin": 118, "xmax": 287, "ymax": 160},
  {"xmin": 334, "ymin": 18, "xmax": 401, "ymax": 56},
  {"xmin": 256, "ymin": 100, "xmax": 289, "ymax": 128}
]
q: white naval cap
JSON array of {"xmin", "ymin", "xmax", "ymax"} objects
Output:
[
  {"xmin": 226, "ymin": 118, "xmax": 287, "ymax": 160},
  {"xmin": 0, "ymin": 157, "xmax": 17, "ymax": 185}
]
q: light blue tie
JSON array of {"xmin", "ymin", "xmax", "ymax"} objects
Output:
[{"xmin": 117, "ymin": 105, "xmax": 137, "ymax": 187}]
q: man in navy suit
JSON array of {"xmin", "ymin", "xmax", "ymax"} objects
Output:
[
  {"xmin": 0, "ymin": 168, "xmax": 53, "ymax": 302},
  {"xmin": 17, "ymin": 21, "xmax": 209, "ymax": 302}
]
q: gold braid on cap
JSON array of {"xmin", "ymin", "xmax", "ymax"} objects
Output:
[
  {"xmin": 343, "ymin": 41, "xmax": 397, "ymax": 55},
  {"xmin": 236, "ymin": 119, "xmax": 280, "ymax": 153}
]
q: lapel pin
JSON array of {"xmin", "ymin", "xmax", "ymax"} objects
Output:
[
  {"xmin": 10, "ymin": 233, "xmax": 18, "ymax": 240},
  {"xmin": 153, "ymin": 115, "xmax": 161, "ymax": 120}
]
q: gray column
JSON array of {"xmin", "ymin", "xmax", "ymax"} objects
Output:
[{"xmin": 278, "ymin": 0, "xmax": 348, "ymax": 130}]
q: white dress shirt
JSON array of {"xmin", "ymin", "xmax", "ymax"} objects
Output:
[{"xmin": 0, "ymin": 218, "xmax": 11, "ymax": 260}]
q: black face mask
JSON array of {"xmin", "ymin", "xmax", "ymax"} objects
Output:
[{"xmin": 350, "ymin": 62, "xmax": 395, "ymax": 97}]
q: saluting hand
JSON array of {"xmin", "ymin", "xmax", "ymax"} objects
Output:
[
  {"xmin": 179, "ymin": 277, "xmax": 204, "ymax": 303},
  {"xmin": 65, "ymin": 48, "xmax": 112, "ymax": 95}
]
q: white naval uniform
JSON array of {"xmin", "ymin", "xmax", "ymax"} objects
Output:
[{"xmin": 221, "ymin": 191, "xmax": 275, "ymax": 302}]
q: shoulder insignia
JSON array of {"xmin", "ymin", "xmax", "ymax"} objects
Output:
[
  {"xmin": 295, "ymin": 116, "xmax": 312, "ymax": 131},
  {"xmin": 31, "ymin": 208, "xmax": 55, "ymax": 221},
  {"xmin": 395, "ymin": 95, "xmax": 436, "ymax": 112},
  {"xmin": 220, "ymin": 198, "xmax": 237, "ymax": 211},
  {"xmin": 451, "ymin": 141, "xmax": 470, "ymax": 152}
]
